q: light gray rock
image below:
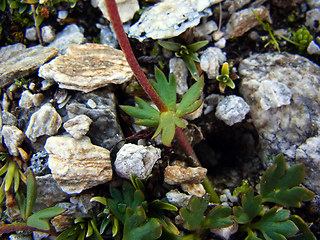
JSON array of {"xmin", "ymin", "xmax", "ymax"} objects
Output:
[
  {"xmin": 2, "ymin": 110, "xmax": 18, "ymax": 126},
  {"xmin": 214, "ymin": 38, "xmax": 226, "ymax": 48},
  {"xmin": 63, "ymin": 115, "xmax": 92, "ymax": 139},
  {"xmin": 306, "ymin": 9, "xmax": 320, "ymax": 33},
  {"xmin": 224, "ymin": 6, "xmax": 270, "ymax": 39},
  {"xmin": 129, "ymin": 0, "xmax": 222, "ymax": 41},
  {"xmin": 19, "ymin": 90, "xmax": 44, "ymax": 109},
  {"xmin": 1, "ymin": 125, "xmax": 25, "ymax": 156},
  {"xmin": 0, "ymin": 45, "xmax": 58, "ymax": 88},
  {"xmin": 215, "ymin": 95, "xmax": 250, "ymax": 126},
  {"xmin": 39, "ymin": 43, "xmax": 134, "ymax": 92},
  {"xmin": 45, "ymin": 136, "xmax": 112, "ymax": 194},
  {"xmin": 307, "ymin": 39, "xmax": 320, "ymax": 55},
  {"xmin": 96, "ymin": 24, "xmax": 118, "ymax": 48},
  {"xmin": 66, "ymin": 89, "xmax": 123, "ymax": 149},
  {"xmin": 48, "ymin": 24, "xmax": 86, "ymax": 55},
  {"xmin": 115, "ymin": 143, "xmax": 161, "ymax": 179},
  {"xmin": 166, "ymin": 189, "xmax": 192, "ymax": 207},
  {"xmin": 36, "ymin": 174, "xmax": 69, "ymax": 206},
  {"xmin": 169, "ymin": 58, "xmax": 189, "ymax": 95},
  {"xmin": 193, "ymin": 19, "xmax": 218, "ymax": 39},
  {"xmin": 0, "ymin": 43, "xmax": 26, "ymax": 62},
  {"xmin": 25, "ymin": 27, "xmax": 37, "ymax": 41},
  {"xmin": 239, "ymin": 52, "xmax": 320, "ymax": 194},
  {"xmin": 307, "ymin": 0, "xmax": 320, "ymax": 8},
  {"xmin": 9, "ymin": 233, "xmax": 32, "ymax": 240},
  {"xmin": 41, "ymin": 25, "xmax": 55, "ymax": 43},
  {"xmin": 91, "ymin": 0, "xmax": 139, "ymax": 23},
  {"xmin": 25, "ymin": 103, "xmax": 62, "ymax": 142},
  {"xmin": 57, "ymin": 10, "xmax": 68, "ymax": 20},
  {"xmin": 200, "ymin": 47, "xmax": 226, "ymax": 79}
]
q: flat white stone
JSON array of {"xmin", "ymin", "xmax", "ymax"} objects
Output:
[{"xmin": 129, "ymin": 0, "xmax": 222, "ymax": 41}]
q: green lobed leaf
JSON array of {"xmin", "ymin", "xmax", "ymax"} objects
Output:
[
  {"xmin": 187, "ymin": 40, "xmax": 208, "ymax": 52},
  {"xmin": 233, "ymin": 187, "xmax": 263, "ymax": 224},
  {"xmin": 121, "ymin": 96, "xmax": 159, "ymax": 127},
  {"xmin": 0, "ymin": 0, "xmax": 6, "ymax": 11},
  {"xmin": 182, "ymin": 55, "xmax": 199, "ymax": 79},
  {"xmin": 260, "ymin": 154, "xmax": 315, "ymax": 207},
  {"xmin": 26, "ymin": 169, "xmax": 37, "ymax": 218},
  {"xmin": 176, "ymin": 76, "xmax": 204, "ymax": 117},
  {"xmin": 123, "ymin": 206, "xmax": 162, "ymax": 240},
  {"xmin": 252, "ymin": 207, "xmax": 298, "ymax": 240},
  {"xmin": 0, "ymin": 161, "xmax": 8, "ymax": 176},
  {"xmin": 288, "ymin": 215, "xmax": 316, "ymax": 240},
  {"xmin": 27, "ymin": 206, "xmax": 65, "ymax": 230},
  {"xmin": 130, "ymin": 175, "xmax": 145, "ymax": 192},
  {"xmin": 152, "ymin": 110, "xmax": 186, "ymax": 146},
  {"xmin": 13, "ymin": 166, "xmax": 20, "ymax": 192},
  {"xmin": 158, "ymin": 41, "xmax": 181, "ymax": 52},
  {"xmin": 56, "ymin": 225, "xmax": 81, "ymax": 240},
  {"xmin": 152, "ymin": 67, "xmax": 176, "ymax": 110},
  {"xmin": 4, "ymin": 160, "xmax": 17, "ymax": 191},
  {"xmin": 203, "ymin": 205, "xmax": 233, "ymax": 229},
  {"xmin": 179, "ymin": 196, "xmax": 208, "ymax": 230},
  {"xmin": 15, "ymin": 190, "xmax": 26, "ymax": 220}
]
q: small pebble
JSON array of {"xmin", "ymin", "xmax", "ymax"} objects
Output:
[
  {"xmin": 41, "ymin": 26, "xmax": 55, "ymax": 43},
  {"xmin": 25, "ymin": 27, "xmax": 37, "ymax": 41},
  {"xmin": 58, "ymin": 10, "xmax": 68, "ymax": 20},
  {"xmin": 214, "ymin": 37, "xmax": 226, "ymax": 48},
  {"xmin": 87, "ymin": 99, "xmax": 97, "ymax": 109}
]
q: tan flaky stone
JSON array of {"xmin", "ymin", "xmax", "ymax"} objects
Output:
[
  {"xmin": 38, "ymin": 43, "xmax": 134, "ymax": 92},
  {"xmin": 0, "ymin": 45, "xmax": 58, "ymax": 88},
  {"xmin": 164, "ymin": 165, "xmax": 207, "ymax": 185},
  {"xmin": 45, "ymin": 136, "xmax": 112, "ymax": 194}
]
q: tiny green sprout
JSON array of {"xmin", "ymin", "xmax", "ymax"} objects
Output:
[
  {"xmin": 14, "ymin": 78, "xmax": 29, "ymax": 87},
  {"xmin": 252, "ymin": 9, "xmax": 280, "ymax": 53},
  {"xmin": 158, "ymin": 40, "xmax": 208, "ymax": 80},
  {"xmin": 216, "ymin": 62, "xmax": 235, "ymax": 93}
]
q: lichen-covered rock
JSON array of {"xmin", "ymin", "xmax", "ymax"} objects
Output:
[
  {"xmin": 164, "ymin": 165, "xmax": 207, "ymax": 185},
  {"xmin": 115, "ymin": 143, "xmax": 161, "ymax": 179},
  {"xmin": 129, "ymin": 0, "xmax": 222, "ymax": 41},
  {"xmin": 63, "ymin": 115, "xmax": 92, "ymax": 139},
  {"xmin": 215, "ymin": 95, "xmax": 250, "ymax": 126},
  {"xmin": 239, "ymin": 52, "xmax": 320, "ymax": 194},
  {"xmin": 223, "ymin": 7, "xmax": 270, "ymax": 39},
  {"xmin": 39, "ymin": 43, "xmax": 134, "ymax": 92},
  {"xmin": 45, "ymin": 136, "xmax": 112, "ymax": 194},
  {"xmin": 91, "ymin": 0, "xmax": 139, "ymax": 23},
  {"xmin": 0, "ymin": 45, "xmax": 58, "ymax": 88},
  {"xmin": 0, "ymin": 43, "xmax": 26, "ymax": 62},
  {"xmin": 25, "ymin": 103, "xmax": 62, "ymax": 142},
  {"xmin": 1, "ymin": 125, "xmax": 25, "ymax": 156}
]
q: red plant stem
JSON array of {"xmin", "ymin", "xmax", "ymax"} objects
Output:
[
  {"xmin": 105, "ymin": 0, "xmax": 201, "ymax": 167},
  {"xmin": 0, "ymin": 223, "xmax": 58, "ymax": 236},
  {"xmin": 105, "ymin": 0, "xmax": 168, "ymax": 112},
  {"xmin": 175, "ymin": 127, "xmax": 201, "ymax": 166}
]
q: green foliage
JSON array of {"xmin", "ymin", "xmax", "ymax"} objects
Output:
[
  {"xmin": 56, "ymin": 217, "xmax": 103, "ymax": 240},
  {"xmin": 251, "ymin": 208, "xmax": 298, "ymax": 240},
  {"xmin": 0, "ymin": 169, "xmax": 65, "ymax": 234},
  {"xmin": 278, "ymin": 27, "xmax": 314, "ymax": 53},
  {"xmin": 180, "ymin": 195, "xmax": 233, "ymax": 231},
  {"xmin": 0, "ymin": 158, "xmax": 26, "ymax": 204},
  {"xmin": 15, "ymin": 78, "xmax": 30, "ymax": 87},
  {"xmin": 231, "ymin": 154, "xmax": 315, "ymax": 240},
  {"xmin": 260, "ymin": 154, "xmax": 314, "ymax": 207},
  {"xmin": 216, "ymin": 62, "xmax": 235, "ymax": 93},
  {"xmin": 121, "ymin": 68, "xmax": 204, "ymax": 146},
  {"xmin": 158, "ymin": 40, "xmax": 208, "ymax": 80},
  {"xmin": 91, "ymin": 177, "xmax": 178, "ymax": 240}
]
